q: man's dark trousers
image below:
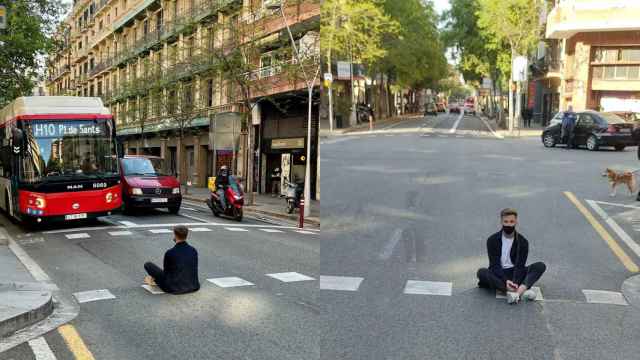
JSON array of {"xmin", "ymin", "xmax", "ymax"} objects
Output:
[{"xmin": 477, "ymin": 262, "xmax": 546, "ymax": 292}]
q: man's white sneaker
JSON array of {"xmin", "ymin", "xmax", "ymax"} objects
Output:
[
  {"xmin": 522, "ymin": 289, "xmax": 537, "ymax": 301},
  {"xmin": 507, "ymin": 291, "xmax": 520, "ymax": 304}
]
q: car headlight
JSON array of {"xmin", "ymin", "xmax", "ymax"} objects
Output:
[
  {"xmin": 35, "ymin": 197, "xmax": 46, "ymax": 209},
  {"xmin": 131, "ymin": 188, "xmax": 143, "ymax": 195},
  {"xmin": 172, "ymin": 187, "xmax": 180, "ymax": 194}
]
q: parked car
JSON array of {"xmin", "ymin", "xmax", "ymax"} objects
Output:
[
  {"xmin": 464, "ymin": 98, "xmax": 476, "ymax": 115},
  {"xmin": 436, "ymin": 102, "xmax": 446, "ymax": 112},
  {"xmin": 119, "ymin": 156, "xmax": 182, "ymax": 213},
  {"xmin": 541, "ymin": 110, "xmax": 636, "ymax": 151},
  {"xmin": 424, "ymin": 102, "xmax": 438, "ymax": 116},
  {"xmin": 448, "ymin": 102, "xmax": 461, "ymax": 113}
]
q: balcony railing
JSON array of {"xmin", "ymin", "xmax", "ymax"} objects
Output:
[
  {"xmin": 48, "ymin": 64, "xmax": 71, "ymax": 82},
  {"xmin": 89, "ymin": 58, "xmax": 113, "ymax": 77}
]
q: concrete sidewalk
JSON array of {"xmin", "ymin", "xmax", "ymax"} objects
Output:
[
  {"xmin": 480, "ymin": 114, "xmax": 543, "ymax": 138},
  {"xmin": 320, "ymin": 113, "xmax": 423, "ymax": 138},
  {"xmin": 0, "ymin": 235, "xmax": 53, "ymax": 339},
  {"xmin": 181, "ymin": 186, "xmax": 320, "ymax": 228}
]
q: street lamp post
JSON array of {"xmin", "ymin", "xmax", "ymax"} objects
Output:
[{"xmin": 267, "ymin": 1, "xmax": 319, "ymax": 218}]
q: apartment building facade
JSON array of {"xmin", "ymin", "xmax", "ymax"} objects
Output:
[
  {"xmin": 46, "ymin": 0, "xmax": 320, "ymax": 199},
  {"xmin": 546, "ymin": 0, "xmax": 640, "ymax": 114}
]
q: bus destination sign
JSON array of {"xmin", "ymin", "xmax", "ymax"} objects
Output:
[{"xmin": 31, "ymin": 122, "xmax": 106, "ymax": 138}]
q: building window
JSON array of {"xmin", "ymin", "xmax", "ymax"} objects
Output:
[
  {"xmin": 168, "ymin": 89, "xmax": 177, "ymax": 114},
  {"xmin": 207, "ymin": 79, "xmax": 214, "ymax": 107},
  {"xmin": 156, "ymin": 10, "xmax": 163, "ymax": 32}
]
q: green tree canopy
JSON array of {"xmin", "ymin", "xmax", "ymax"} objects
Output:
[{"xmin": 0, "ymin": 0, "xmax": 67, "ymax": 108}]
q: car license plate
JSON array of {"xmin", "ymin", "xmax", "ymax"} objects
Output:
[
  {"xmin": 620, "ymin": 128, "xmax": 631, "ymax": 133},
  {"xmin": 65, "ymin": 213, "xmax": 87, "ymax": 220},
  {"xmin": 151, "ymin": 198, "xmax": 168, "ymax": 203}
]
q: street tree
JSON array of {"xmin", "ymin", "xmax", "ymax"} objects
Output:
[
  {"xmin": 376, "ymin": 0, "xmax": 447, "ymax": 115},
  {"xmin": 476, "ymin": 0, "xmax": 544, "ymax": 130},
  {"xmin": 0, "ymin": 0, "xmax": 67, "ymax": 107}
]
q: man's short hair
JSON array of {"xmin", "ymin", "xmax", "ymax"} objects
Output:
[
  {"xmin": 500, "ymin": 208, "xmax": 518, "ymax": 219},
  {"xmin": 174, "ymin": 225, "xmax": 189, "ymax": 240}
]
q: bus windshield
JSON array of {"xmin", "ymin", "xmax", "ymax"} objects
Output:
[{"xmin": 20, "ymin": 119, "xmax": 118, "ymax": 183}]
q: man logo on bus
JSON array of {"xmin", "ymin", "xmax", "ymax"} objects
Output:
[{"xmin": 13, "ymin": 146, "xmax": 19, "ymax": 154}]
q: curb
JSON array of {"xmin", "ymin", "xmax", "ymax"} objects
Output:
[
  {"xmin": 181, "ymin": 195, "xmax": 320, "ymax": 228},
  {"xmin": 622, "ymin": 274, "xmax": 640, "ymax": 308},
  {"xmin": 0, "ymin": 286, "xmax": 53, "ymax": 339}
]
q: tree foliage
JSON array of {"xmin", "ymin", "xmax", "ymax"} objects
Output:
[
  {"xmin": 0, "ymin": 0, "xmax": 67, "ymax": 107},
  {"xmin": 320, "ymin": 0, "xmax": 398, "ymax": 66},
  {"xmin": 377, "ymin": 0, "xmax": 447, "ymax": 89}
]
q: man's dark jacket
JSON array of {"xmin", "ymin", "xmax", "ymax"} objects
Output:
[
  {"xmin": 159, "ymin": 242, "xmax": 200, "ymax": 294},
  {"xmin": 486, "ymin": 231, "xmax": 529, "ymax": 285}
]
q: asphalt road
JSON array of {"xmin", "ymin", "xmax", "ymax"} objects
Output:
[
  {"xmin": 321, "ymin": 112, "xmax": 640, "ymax": 360},
  {"xmin": 0, "ymin": 201, "xmax": 319, "ymax": 360}
]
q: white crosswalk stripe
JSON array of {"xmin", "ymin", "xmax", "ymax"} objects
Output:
[
  {"xmin": 225, "ymin": 227, "xmax": 249, "ymax": 232},
  {"xmin": 404, "ymin": 280, "xmax": 452, "ymax": 296},
  {"xmin": 189, "ymin": 227, "xmax": 212, "ymax": 232},
  {"xmin": 582, "ymin": 290, "xmax": 628, "ymax": 305},
  {"xmin": 266, "ymin": 272, "xmax": 315, "ymax": 282},
  {"xmin": 73, "ymin": 289, "xmax": 116, "ymax": 303},
  {"xmin": 149, "ymin": 229, "xmax": 173, "ymax": 234},
  {"xmin": 65, "ymin": 233, "xmax": 90, "ymax": 239},
  {"xmin": 320, "ymin": 276, "xmax": 363, "ymax": 291},
  {"xmin": 260, "ymin": 228, "xmax": 284, "ymax": 233},
  {"xmin": 108, "ymin": 231, "xmax": 133, "ymax": 236},
  {"xmin": 296, "ymin": 230, "xmax": 317, "ymax": 235},
  {"xmin": 208, "ymin": 277, "xmax": 255, "ymax": 288}
]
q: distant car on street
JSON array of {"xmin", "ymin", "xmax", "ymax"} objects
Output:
[
  {"xmin": 424, "ymin": 102, "xmax": 438, "ymax": 116},
  {"xmin": 541, "ymin": 110, "xmax": 636, "ymax": 151},
  {"xmin": 464, "ymin": 98, "xmax": 476, "ymax": 115},
  {"xmin": 119, "ymin": 156, "xmax": 182, "ymax": 213},
  {"xmin": 448, "ymin": 102, "xmax": 461, "ymax": 113},
  {"xmin": 436, "ymin": 102, "xmax": 446, "ymax": 112}
]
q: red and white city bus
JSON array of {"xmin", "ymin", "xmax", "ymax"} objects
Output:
[{"xmin": 0, "ymin": 97, "xmax": 122, "ymax": 223}]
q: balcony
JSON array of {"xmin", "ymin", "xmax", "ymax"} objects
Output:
[
  {"xmin": 48, "ymin": 64, "xmax": 71, "ymax": 82},
  {"xmin": 89, "ymin": 58, "xmax": 113, "ymax": 77},
  {"xmin": 547, "ymin": 1, "xmax": 640, "ymax": 39}
]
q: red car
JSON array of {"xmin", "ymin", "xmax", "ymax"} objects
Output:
[
  {"xmin": 119, "ymin": 156, "xmax": 182, "ymax": 214},
  {"xmin": 464, "ymin": 97, "xmax": 476, "ymax": 115}
]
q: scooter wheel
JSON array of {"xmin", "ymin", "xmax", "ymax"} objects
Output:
[
  {"xmin": 287, "ymin": 202, "xmax": 295, "ymax": 214},
  {"xmin": 235, "ymin": 208, "xmax": 243, "ymax": 222}
]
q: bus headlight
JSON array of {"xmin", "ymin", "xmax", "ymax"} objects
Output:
[
  {"xmin": 105, "ymin": 192, "xmax": 113, "ymax": 203},
  {"xmin": 172, "ymin": 187, "xmax": 180, "ymax": 194},
  {"xmin": 35, "ymin": 197, "xmax": 46, "ymax": 209},
  {"xmin": 131, "ymin": 188, "xmax": 143, "ymax": 195}
]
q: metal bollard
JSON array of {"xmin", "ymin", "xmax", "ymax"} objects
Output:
[{"xmin": 298, "ymin": 198, "xmax": 305, "ymax": 228}]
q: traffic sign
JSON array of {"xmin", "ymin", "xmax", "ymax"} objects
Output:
[
  {"xmin": 324, "ymin": 73, "xmax": 333, "ymax": 82},
  {"xmin": 0, "ymin": 6, "xmax": 6, "ymax": 30}
]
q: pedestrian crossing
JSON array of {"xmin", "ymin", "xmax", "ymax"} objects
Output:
[
  {"xmin": 72, "ymin": 271, "xmax": 317, "ymax": 301},
  {"xmin": 61, "ymin": 225, "xmax": 318, "ymax": 240},
  {"xmin": 319, "ymin": 275, "xmax": 629, "ymax": 305}
]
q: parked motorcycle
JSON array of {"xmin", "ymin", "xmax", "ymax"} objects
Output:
[
  {"xmin": 285, "ymin": 180, "xmax": 304, "ymax": 214},
  {"xmin": 207, "ymin": 176, "xmax": 244, "ymax": 221},
  {"xmin": 356, "ymin": 103, "xmax": 374, "ymax": 124}
]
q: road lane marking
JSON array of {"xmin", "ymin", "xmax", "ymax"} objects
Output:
[
  {"xmin": 178, "ymin": 212, "xmax": 210, "ymax": 223},
  {"xmin": 58, "ymin": 324, "xmax": 95, "ymax": 360},
  {"xmin": 260, "ymin": 228, "xmax": 284, "ymax": 233},
  {"xmin": 266, "ymin": 272, "xmax": 315, "ymax": 282},
  {"xmin": 479, "ymin": 116, "xmax": 504, "ymax": 139},
  {"xmin": 582, "ymin": 289, "xmax": 628, "ymax": 305},
  {"xmin": 119, "ymin": 220, "xmax": 137, "ymax": 227},
  {"xmin": 181, "ymin": 206, "xmax": 199, "ymax": 211},
  {"xmin": 593, "ymin": 200, "xmax": 640, "ymax": 210},
  {"xmin": 449, "ymin": 111, "xmax": 464, "ymax": 134},
  {"xmin": 379, "ymin": 228, "xmax": 402, "ymax": 260},
  {"xmin": 319, "ymin": 276, "xmax": 363, "ymax": 291},
  {"xmin": 564, "ymin": 192, "xmax": 639, "ymax": 272},
  {"xmin": 65, "ymin": 233, "xmax": 90, "ymax": 239},
  {"xmin": 587, "ymin": 200, "xmax": 640, "ymax": 259},
  {"xmin": 225, "ymin": 227, "xmax": 249, "ymax": 232},
  {"xmin": 72, "ymin": 289, "xmax": 116, "ymax": 303},
  {"xmin": 207, "ymin": 277, "xmax": 255, "ymax": 288},
  {"xmin": 141, "ymin": 284, "xmax": 165, "ymax": 294},
  {"xmin": 149, "ymin": 229, "xmax": 173, "ymax": 234},
  {"xmin": 108, "ymin": 231, "xmax": 133, "ymax": 236},
  {"xmin": 403, "ymin": 280, "xmax": 452, "ymax": 296},
  {"xmin": 189, "ymin": 227, "xmax": 212, "ymax": 232},
  {"xmin": 29, "ymin": 337, "xmax": 57, "ymax": 360},
  {"xmin": 295, "ymin": 230, "xmax": 317, "ymax": 235}
]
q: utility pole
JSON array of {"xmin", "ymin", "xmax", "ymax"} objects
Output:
[{"xmin": 326, "ymin": 1, "xmax": 338, "ymax": 132}]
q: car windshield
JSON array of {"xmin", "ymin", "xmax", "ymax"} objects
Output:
[
  {"xmin": 20, "ymin": 119, "xmax": 118, "ymax": 183},
  {"xmin": 121, "ymin": 158, "xmax": 161, "ymax": 176},
  {"xmin": 599, "ymin": 112, "xmax": 627, "ymax": 124}
]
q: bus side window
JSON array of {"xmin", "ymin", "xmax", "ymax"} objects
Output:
[{"xmin": 0, "ymin": 127, "xmax": 6, "ymax": 177}]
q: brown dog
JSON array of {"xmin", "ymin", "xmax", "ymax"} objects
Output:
[{"xmin": 603, "ymin": 168, "xmax": 637, "ymax": 197}]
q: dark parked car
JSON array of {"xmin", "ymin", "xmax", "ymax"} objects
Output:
[{"xmin": 541, "ymin": 110, "xmax": 637, "ymax": 151}]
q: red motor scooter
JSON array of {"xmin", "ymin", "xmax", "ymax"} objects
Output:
[{"xmin": 207, "ymin": 176, "xmax": 244, "ymax": 221}]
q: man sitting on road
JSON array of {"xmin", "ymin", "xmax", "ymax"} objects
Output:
[
  {"xmin": 561, "ymin": 105, "xmax": 577, "ymax": 149},
  {"xmin": 477, "ymin": 208, "xmax": 546, "ymax": 304},
  {"xmin": 144, "ymin": 225, "xmax": 200, "ymax": 294}
]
